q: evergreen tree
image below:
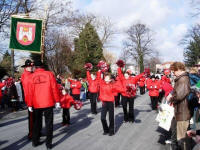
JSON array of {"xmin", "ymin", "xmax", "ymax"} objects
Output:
[
  {"xmin": 0, "ymin": 50, "xmax": 11, "ymax": 75},
  {"xmin": 73, "ymin": 23, "xmax": 104, "ymax": 77},
  {"xmin": 184, "ymin": 40, "xmax": 200, "ymax": 66},
  {"xmin": 183, "ymin": 24, "xmax": 200, "ymax": 66}
]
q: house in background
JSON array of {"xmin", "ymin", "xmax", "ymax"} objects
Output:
[{"xmin": 156, "ymin": 62, "xmax": 174, "ymax": 73}]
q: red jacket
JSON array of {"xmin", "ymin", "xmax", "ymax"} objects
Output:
[
  {"xmin": 162, "ymin": 81, "xmax": 173, "ymax": 97},
  {"xmin": 118, "ymin": 68, "xmax": 137, "ymax": 97},
  {"xmin": 157, "ymin": 79, "xmax": 163, "ymax": 90},
  {"xmin": 98, "ymin": 71, "xmax": 124, "ymax": 102},
  {"xmin": 57, "ymin": 83, "xmax": 63, "ymax": 99},
  {"xmin": 138, "ymin": 77, "xmax": 146, "ymax": 87},
  {"xmin": 60, "ymin": 94, "xmax": 75, "ymax": 109},
  {"xmin": 86, "ymin": 71, "xmax": 99, "ymax": 93},
  {"xmin": 0, "ymin": 82, "xmax": 5, "ymax": 102},
  {"xmin": 146, "ymin": 78, "xmax": 152, "ymax": 88},
  {"xmin": 162, "ymin": 75, "xmax": 171, "ymax": 84},
  {"xmin": 21, "ymin": 70, "xmax": 32, "ymax": 105},
  {"xmin": 28, "ymin": 68, "xmax": 60, "ymax": 108},
  {"xmin": 147, "ymin": 80, "xmax": 160, "ymax": 97},
  {"xmin": 69, "ymin": 80, "xmax": 82, "ymax": 95}
]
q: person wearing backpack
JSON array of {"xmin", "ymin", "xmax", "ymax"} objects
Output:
[{"xmin": 167, "ymin": 62, "xmax": 191, "ymax": 150}]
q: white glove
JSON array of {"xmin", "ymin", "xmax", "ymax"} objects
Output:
[
  {"xmin": 155, "ymin": 86, "xmax": 157, "ymax": 88},
  {"xmin": 150, "ymin": 86, "xmax": 153, "ymax": 88},
  {"xmin": 55, "ymin": 102, "xmax": 61, "ymax": 109},
  {"xmin": 28, "ymin": 107, "xmax": 33, "ymax": 112}
]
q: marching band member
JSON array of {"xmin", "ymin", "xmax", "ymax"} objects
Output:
[
  {"xmin": 98, "ymin": 70, "xmax": 124, "ymax": 136},
  {"xmin": 138, "ymin": 74, "xmax": 146, "ymax": 95},
  {"xmin": 86, "ymin": 63, "xmax": 100, "ymax": 114},
  {"xmin": 68, "ymin": 77, "xmax": 82, "ymax": 101},
  {"xmin": 28, "ymin": 60, "xmax": 60, "ymax": 150},
  {"xmin": 118, "ymin": 67, "xmax": 137, "ymax": 123},
  {"xmin": 147, "ymin": 75, "xmax": 160, "ymax": 110},
  {"xmin": 21, "ymin": 59, "xmax": 34, "ymax": 140},
  {"xmin": 60, "ymin": 89, "xmax": 75, "ymax": 126}
]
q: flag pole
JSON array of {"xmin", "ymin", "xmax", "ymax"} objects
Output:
[
  {"xmin": 11, "ymin": 49, "xmax": 14, "ymax": 77},
  {"xmin": 41, "ymin": 21, "xmax": 45, "ymax": 62},
  {"xmin": 41, "ymin": 5, "xmax": 48, "ymax": 62}
]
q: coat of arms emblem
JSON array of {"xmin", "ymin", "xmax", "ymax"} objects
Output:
[{"xmin": 16, "ymin": 22, "xmax": 36, "ymax": 45}]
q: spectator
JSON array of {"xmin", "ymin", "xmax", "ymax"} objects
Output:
[
  {"xmin": 1, "ymin": 76, "xmax": 9, "ymax": 109},
  {"xmin": 6, "ymin": 77, "xmax": 18, "ymax": 111},
  {"xmin": 80, "ymin": 78, "xmax": 87, "ymax": 102},
  {"xmin": 187, "ymin": 130, "xmax": 200, "ymax": 150},
  {"xmin": 0, "ymin": 80, "xmax": 5, "ymax": 107},
  {"xmin": 56, "ymin": 74, "xmax": 62, "ymax": 84},
  {"xmin": 15, "ymin": 78, "xmax": 24, "ymax": 110},
  {"xmin": 195, "ymin": 62, "xmax": 200, "ymax": 76},
  {"xmin": 168, "ymin": 62, "xmax": 191, "ymax": 150}
]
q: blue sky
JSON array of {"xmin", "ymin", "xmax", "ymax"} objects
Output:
[
  {"xmin": 1, "ymin": 0, "xmax": 198, "ymax": 65},
  {"xmin": 73, "ymin": 0, "xmax": 199, "ymax": 62}
]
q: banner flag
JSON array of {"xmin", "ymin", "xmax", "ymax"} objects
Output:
[{"xmin": 9, "ymin": 16, "xmax": 43, "ymax": 53}]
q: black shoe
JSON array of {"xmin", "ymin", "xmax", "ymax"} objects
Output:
[
  {"xmin": 109, "ymin": 133, "xmax": 114, "ymax": 136},
  {"xmin": 123, "ymin": 120, "xmax": 128, "ymax": 123},
  {"xmin": 28, "ymin": 135, "xmax": 32, "ymax": 140},
  {"xmin": 39, "ymin": 132, "xmax": 45, "ymax": 137},
  {"xmin": 32, "ymin": 141, "xmax": 43, "ymax": 147},
  {"xmin": 46, "ymin": 144, "xmax": 52, "ymax": 150},
  {"xmin": 103, "ymin": 132, "xmax": 109, "ymax": 135}
]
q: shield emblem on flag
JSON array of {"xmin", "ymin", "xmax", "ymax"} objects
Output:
[{"xmin": 16, "ymin": 22, "xmax": 36, "ymax": 46}]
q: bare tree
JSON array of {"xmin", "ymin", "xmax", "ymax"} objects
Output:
[
  {"xmin": 145, "ymin": 54, "xmax": 161, "ymax": 73},
  {"xmin": 103, "ymin": 49, "xmax": 117, "ymax": 65},
  {"xmin": 70, "ymin": 13, "xmax": 116, "ymax": 47},
  {"xmin": 0, "ymin": 0, "xmax": 34, "ymax": 33},
  {"xmin": 120, "ymin": 48, "xmax": 131, "ymax": 65},
  {"xmin": 123, "ymin": 23, "xmax": 155, "ymax": 73},
  {"xmin": 46, "ymin": 31, "xmax": 72, "ymax": 75}
]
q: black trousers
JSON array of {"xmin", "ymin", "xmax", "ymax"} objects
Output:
[
  {"xmin": 170, "ymin": 118, "xmax": 177, "ymax": 145},
  {"xmin": 150, "ymin": 96, "xmax": 158, "ymax": 110},
  {"xmin": 115, "ymin": 93, "xmax": 120, "ymax": 107},
  {"xmin": 62, "ymin": 108, "xmax": 70, "ymax": 124},
  {"xmin": 28, "ymin": 110, "xmax": 34, "ymax": 139},
  {"xmin": 72, "ymin": 94, "xmax": 80, "ymax": 100},
  {"xmin": 140, "ymin": 86, "xmax": 145, "ymax": 95},
  {"xmin": 90, "ymin": 93, "xmax": 97, "ymax": 114},
  {"xmin": 101, "ymin": 102, "xmax": 114, "ymax": 134},
  {"xmin": 158, "ymin": 90, "xmax": 165, "ymax": 103},
  {"xmin": 33, "ymin": 107, "xmax": 53, "ymax": 148},
  {"xmin": 122, "ymin": 96, "xmax": 135, "ymax": 122}
]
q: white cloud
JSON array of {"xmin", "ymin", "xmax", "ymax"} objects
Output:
[
  {"xmin": 72, "ymin": 0, "xmax": 196, "ymax": 62},
  {"xmin": 155, "ymin": 24, "xmax": 188, "ymax": 62}
]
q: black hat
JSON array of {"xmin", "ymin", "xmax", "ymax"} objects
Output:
[
  {"xmin": 155, "ymin": 76, "xmax": 160, "ymax": 79},
  {"xmin": 21, "ymin": 59, "xmax": 32, "ymax": 68},
  {"xmin": 151, "ymin": 75, "xmax": 155, "ymax": 79},
  {"xmin": 34, "ymin": 60, "xmax": 44, "ymax": 67}
]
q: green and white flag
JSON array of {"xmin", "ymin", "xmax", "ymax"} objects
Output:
[{"xmin": 9, "ymin": 16, "xmax": 43, "ymax": 53}]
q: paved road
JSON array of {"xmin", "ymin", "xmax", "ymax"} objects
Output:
[{"xmin": 0, "ymin": 93, "xmax": 168, "ymax": 150}]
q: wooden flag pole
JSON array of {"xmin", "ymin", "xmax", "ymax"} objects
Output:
[
  {"xmin": 41, "ymin": 21, "xmax": 45, "ymax": 62},
  {"xmin": 11, "ymin": 49, "xmax": 15, "ymax": 77},
  {"xmin": 41, "ymin": 6, "xmax": 48, "ymax": 62}
]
